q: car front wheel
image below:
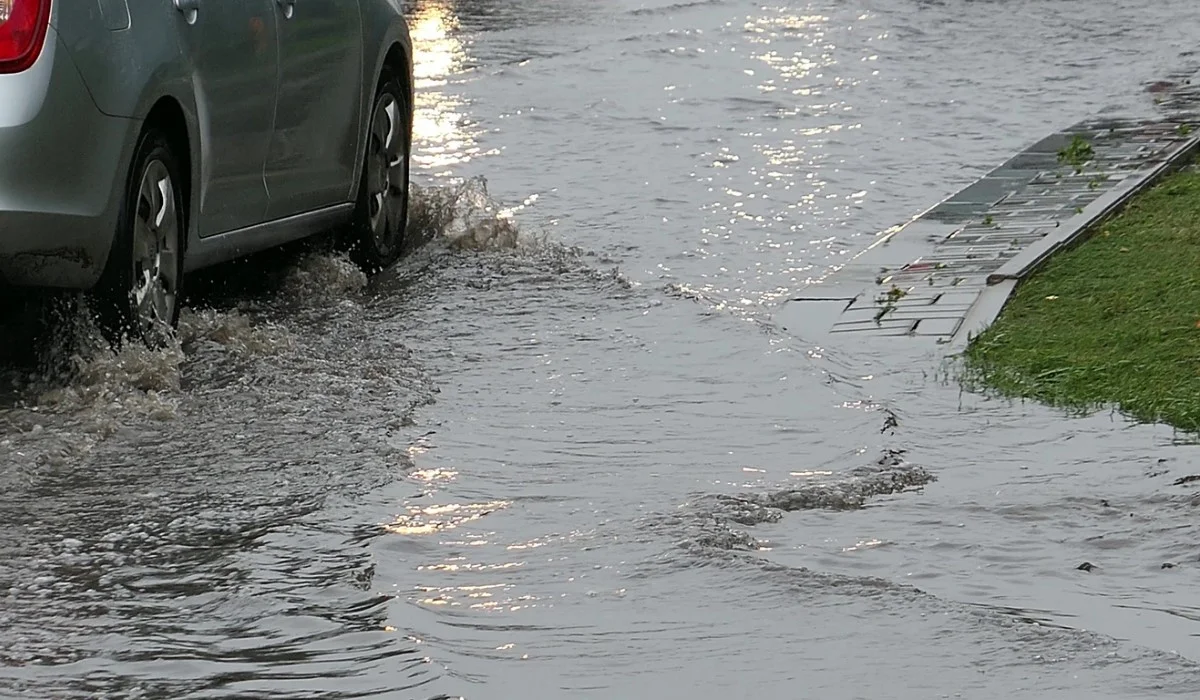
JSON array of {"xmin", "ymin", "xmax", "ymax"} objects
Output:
[{"xmin": 346, "ymin": 66, "xmax": 412, "ymax": 273}]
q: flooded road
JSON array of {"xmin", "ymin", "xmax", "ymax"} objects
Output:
[{"xmin": 6, "ymin": 0, "xmax": 1200, "ymax": 697}]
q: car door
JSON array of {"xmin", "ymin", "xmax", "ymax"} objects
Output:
[
  {"xmin": 263, "ymin": 0, "xmax": 365, "ymax": 220},
  {"xmin": 174, "ymin": 0, "xmax": 280, "ymax": 237}
]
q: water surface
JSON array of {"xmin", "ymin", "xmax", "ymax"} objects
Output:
[{"xmin": 4, "ymin": 0, "xmax": 1200, "ymax": 697}]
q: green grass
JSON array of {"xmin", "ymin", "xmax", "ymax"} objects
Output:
[{"xmin": 963, "ymin": 166, "xmax": 1200, "ymax": 433}]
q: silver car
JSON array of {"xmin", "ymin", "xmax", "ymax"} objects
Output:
[{"xmin": 0, "ymin": 0, "xmax": 413, "ymax": 344}]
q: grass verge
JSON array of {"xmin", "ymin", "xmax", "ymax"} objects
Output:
[{"xmin": 963, "ymin": 163, "xmax": 1200, "ymax": 433}]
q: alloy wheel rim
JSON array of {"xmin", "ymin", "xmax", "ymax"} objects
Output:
[
  {"xmin": 366, "ymin": 92, "xmax": 408, "ymax": 255},
  {"xmin": 130, "ymin": 158, "xmax": 179, "ymax": 340}
]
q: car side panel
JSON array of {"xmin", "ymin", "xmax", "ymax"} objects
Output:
[
  {"xmin": 58, "ymin": 1, "xmax": 287, "ymax": 243},
  {"xmin": 52, "ymin": 0, "xmax": 202, "ymax": 268},
  {"xmin": 37, "ymin": 0, "xmax": 412, "ymax": 280},
  {"xmin": 171, "ymin": 1, "xmax": 281, "ymax": 237},
  {"xmin": 353, "ymin": 0, "xmax": 413, "ymax": 196},
  {"xmin": 53, "ymin": 1, "xmax": 191, "ymax": 122},
  {"xmin": 263, "ymin": 0, "xmax": 364, "ymax": 219}
]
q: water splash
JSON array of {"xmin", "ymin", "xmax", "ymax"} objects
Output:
[
  {"xmin": 408, "ymin": 176, "xmax": 542, "ymax": 252},
  {"xmin": 0, "ymin": 295, "xmax": 185, "ymax": 420},
  {"xmin": 179, "ymin": 308, "xmax": 296, "ymax": 359},
  {"xmin": 707, "ymin": 460, "xmax": 936, "ymax": 518},
  {"xmin": 629, "ymin": 450, "xmax": 937, "ymax": 560},
  {"xmin": 278, "ymin": 252, "xmax": 369, "ymax": 300},
  {"xmin": 706, "ymin": 447, "xmax": 931, "ymax": 513},
  {"xmin": 0, "ymin": 177, "xmax": 573, "ymax": 480}
]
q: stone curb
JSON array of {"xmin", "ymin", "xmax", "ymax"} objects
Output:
[{"xmin": 947, "ymin": 133, "xmax": 1200, "ymax": 351}]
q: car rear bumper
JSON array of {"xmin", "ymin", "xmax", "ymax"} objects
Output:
[{"xmin": 0, "ymin": 27, "xmax": 137, "ymax": 289}]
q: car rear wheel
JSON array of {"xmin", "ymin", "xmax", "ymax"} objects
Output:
[
  {"xmin": 345, "ymin": 66, "xmax": 412, "ymax": 273},
  {"xmin": 93, "ymin": 128, "xmax": 185, "ymax": 348}
]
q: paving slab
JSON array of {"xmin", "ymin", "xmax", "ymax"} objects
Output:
[{"xmin": 776, "ymin": 110, "xmax": 1200, "ymax": 349}]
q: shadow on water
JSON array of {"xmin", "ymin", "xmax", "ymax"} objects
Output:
[{"xmin": 0, "ymin": 292, "xmax": 57, "ymax": 379}]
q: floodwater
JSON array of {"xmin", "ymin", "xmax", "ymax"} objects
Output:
[{"xmin": 5, "ymin": 0, "xmax": 1200, "ymax": 697}]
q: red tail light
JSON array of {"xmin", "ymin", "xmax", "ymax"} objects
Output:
[{"xmin": 0, "ymin": 0, "xmax": 52, "ymax": 74}]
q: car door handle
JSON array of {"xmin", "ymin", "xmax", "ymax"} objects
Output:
[
  {"xmin": 173, "ymin": 0, "xmax": 199, "ymax": 22},
  {"xmin": 276, "ymin": 0, "xmax": 295, "ymax": 19}
]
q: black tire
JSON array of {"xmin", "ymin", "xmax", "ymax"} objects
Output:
[
  {"xmin": 92, "ymin": 128, "xmax": 186, "ymax": 348},
  {"xmin": 346, "ymin": 66, "xmax": 412, "ymax": 273}
]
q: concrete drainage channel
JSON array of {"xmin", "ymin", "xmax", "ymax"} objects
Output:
[{"xmin": 776, "ymin": 114, "xmax": 1200, "ymax": 351}]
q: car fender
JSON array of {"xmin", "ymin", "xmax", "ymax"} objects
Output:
[
  {"xmin": 55, "ymin": 1, "xmax": 203, "ymax": 259},
  {"xmin": 355, "ymin": 2, "xmax": 414, "ymax": 184}
]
